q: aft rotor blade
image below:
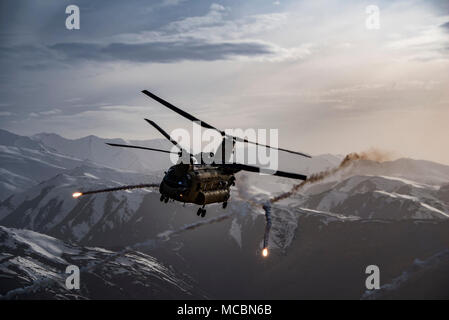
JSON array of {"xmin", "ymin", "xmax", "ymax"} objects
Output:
[
  {"xmin": 144, "ymin": 118, "xmax": 189, "ymax": 155},
  {"xmin": 141, "ymin": 90, "xmax": 223, "ymax": 133},
  {"xmin": 231, "ymin": 136, "xmax": 311, "ymax": 158},
  {"xmin": 220, "ymin": 163, "xmax": 307, "ymax": 180},
  {"xmin": 106, "ymin": 143, "xmax": 178, "ymax": 155}
]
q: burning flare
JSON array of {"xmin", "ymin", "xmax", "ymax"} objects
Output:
[
  {"xmin": 251, "ymin": 149, "xmax": 392, "ymax": 259},
  {"xmin": 270, "ymin": 148, "xmax": 392, "ymax": 204},
  {"xmin": 72, "ymin": 192, "xmax": 83, "ymax": 199},
  {"xmin": 262, "ymin": 248, "xmax": 268, "ymax": 257}
]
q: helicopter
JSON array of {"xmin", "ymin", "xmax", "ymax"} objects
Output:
[{"xmin": 73, "ymin": 90, "xmax": 311, "ymax": 217}]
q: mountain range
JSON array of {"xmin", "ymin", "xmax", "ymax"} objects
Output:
[{"xmin": 0, "ymin": 129, "xmax": 448, "ymax": 299}]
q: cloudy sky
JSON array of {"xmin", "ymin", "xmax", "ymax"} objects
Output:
[{"xmin": 1, "ymin": 0, "xmax": 448, "ymax": 164}]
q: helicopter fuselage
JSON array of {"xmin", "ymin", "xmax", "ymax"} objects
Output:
[
  {"xmin": 159, "ymin": 163, "xmax": 234, "ymax": 206},
  {"xmin": 73, "ymin": 90, "xmax": 309, "ymax": 219}
]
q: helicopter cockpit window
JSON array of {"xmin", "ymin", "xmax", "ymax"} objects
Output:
[
  {"xmin": 164, "ymin": 169, "xmax": 191, "ymax": 188},
  {"xmin": 177, "ymin": 174, "xmax": 191, "ymax": 187}
]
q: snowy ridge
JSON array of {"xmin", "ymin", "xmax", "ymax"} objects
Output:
[
  {"xmin": 0, "ymin": 226, "xmax": 198, "ymax": 299},
  {"xmin": 32, "ymin": 132, "xmax": 171, "ymax": 174},
  {"xmin": 1, "ymin": 130, "xmax": 449, "ymax": 299},
  {"xmin": 297, "ymin": 174, "xmax": 449, "ymax": 220},
  {"xmin": 0, "ymin": 164, "xmax": 160, "ymax": 242},
  {"xmin": 361, "ymin": 249, "xmax": 449, "ymax": 300}
]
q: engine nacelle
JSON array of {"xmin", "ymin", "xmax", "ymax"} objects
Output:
[{"xmin": 195, "ymin": 189, "xmax": 230, "ymax": 205}]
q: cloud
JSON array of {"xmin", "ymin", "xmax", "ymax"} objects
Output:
[
  {"xmin": 0, "ymin": 39, "xmax": 275, "ymax": 70},
  {"xmin": 161, "ymin": 8, "xmax": 287, "ymax": 42},
  {"xmin": 2, "ymin": 0, "xmax": 449, "ymax": 165},
  {"xmin": 161, "ymin": 0, "xmax": 187, "ymax": 6},
  {"xmin": 165, "ymin": 3, "xmax": 228, "ymax": 32},
  {"xmin": 39, "ymin": 109, "xmax": 61, "ymax": 115},
  {"xmin": 112, "ymin": 4, "xmax": 289, "ymax": 46},
  {"xmin": 27, "ymin": 109, "xmax": 62, "ymax": 118},
  {"xmin": 385, "ymin": 23, "xmax": 449, "ymax": 61},
  {"xmin": 441, "ymin": 21, "xmax": 449, "ymax": 30},
  {"xmin": 0, "ymin": 2, "xmax": 303, "ymax": 68},
  {"xmin": 48, "ymin": 39, "xmax": 273, "ymax": 63}
]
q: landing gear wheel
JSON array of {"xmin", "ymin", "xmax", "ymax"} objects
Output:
[
  {"xmin": 222, "ymin": 201, "xmax": 228, "ymax": 209},
  {"xmin": 164, "ymin": 197, "xmax": 169, "ymax": 203},
  {"xmin": 160, "ymin": 195, "xmax": 164, "ymax": 202},
  {"xmin": 201, "ymin": 209, "xmax": 206, "ymax": 218},
  {"xmin": 197, "ymin": 208, "xmax": 202, "ymax": 216}
]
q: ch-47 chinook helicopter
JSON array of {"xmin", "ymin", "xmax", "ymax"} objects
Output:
[{"xmin": 73, "ymin": 90, "xmax": 311, "ymax": 217}]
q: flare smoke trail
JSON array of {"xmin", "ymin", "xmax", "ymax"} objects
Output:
[
  {"xmin": 73, "ymin": 183, "xmax": 160, "ymax": 197},
  {"xmin": 270, "ymin": 149, "xmax": 392, "ymax": 204},
  {"xmin": 70, "ymin": 149, "xmax": 391, "ymax": 264},
  {"xmin": 257, "ymin": 150, "xmax": 392, "ymax": 254},
  {"xmin": 157, "ymin": 212, "xmax": 235, "ymax": 240},
  {"xmin": 262, "ymin": 201, "xmax": 272, "ymax": 251}
]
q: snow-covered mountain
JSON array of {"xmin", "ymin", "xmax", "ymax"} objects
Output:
[
  {"xmin": 139, "ymin": 202, "xmax": 449, "ymax": 299},
  {"xmin": 0, "ymin": 129, "xmax": 338, "ymax": 200},
  {"xmin": 31, "ymin": 131, "xmax": 343, "ymax": 177},
  {"xmin": 296, "ymin": 175, "xmax": 449, "ymax": 220},
  {"xmin": 244, "ymin": 158, "xmax": 449, "ymax": 220},
  {"xmin": 0, "ymin": 129, "xmax": 349, "ymax": 246},
  {"xmin": 0, "ymin": 225, "xmax": 201, "ymax": 299},
  {"xmin": 0, "ymin": 130, "xmax": 87, "ymax": 200},
  {"xmin": 0, "ymin": 129, "xmax": 174, "ymax": 200},
  {"xmin": 331, "ymin": 157, "xmax": 449, "ymax": 185},
  {"xmin": 32, "ymin": 132, "xmax": 173, "ymax": 174},
  {"xmin": 0, "ymin": 163, "xmax": 161, "ymax": 244},
  {"xmin": 1, "ymin": 129, "xmax": 449, "ymax": 299},
  {"xmin": 362, "ymin": 249, "xmax": 449, "ymax": 300},
  {"xmin": 1, "ymin": 130, "xmax": 449, "ymax": 246}
]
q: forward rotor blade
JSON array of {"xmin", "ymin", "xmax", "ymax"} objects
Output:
[
  {"xmin": 141, "ymin": 90, "xmax": 223, "ymax": 133},
  {"xmin": 144, "ymin": 118, "xmax": 189, "ymax": 155},
  {"xmin": 106, "ymin": 143, "xmax": 178, "ymax": 155},
  {"xmin": 219, "ymin": 163, "xmax": 307, "ymax": 180},
  {"xmin": 141, "ymin": 89, "xmax": 311, "ymax": 158}
]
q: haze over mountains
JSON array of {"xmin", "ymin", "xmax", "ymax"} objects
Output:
[{"xmin": 0, "ymin": 129, "xmax": 448, "ymax": 299}]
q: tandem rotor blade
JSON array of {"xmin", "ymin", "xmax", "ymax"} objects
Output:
[
  {"xmin": 218, "ymin": 163, "xmax": 307, "ymax": 180},
  {"xmin": 230, "ymin": 136, "xmax": 312, "ymax": 158},
  {"xmin": 106, "ymin": 143, "xmax": 178, "ymax": 155},
  {"xmin": 141, "ymin": 89, "xmax": 311, "ymax": 158},
  {"xmin": 144, "ymin": 118, "xmax": 190, "ymax": 156},
  {"xmin": 141, "ymin": 90, "xmax": 222, "ymax": 133}
]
